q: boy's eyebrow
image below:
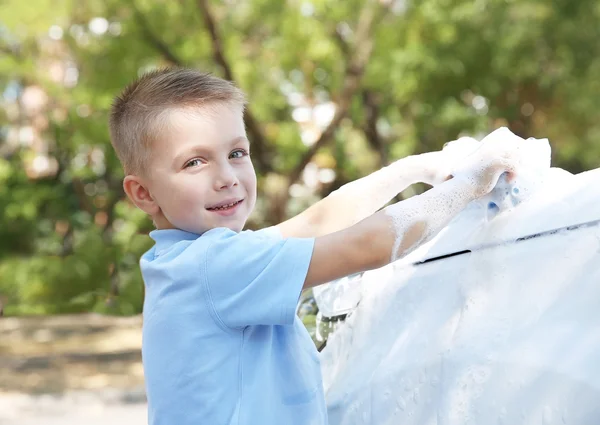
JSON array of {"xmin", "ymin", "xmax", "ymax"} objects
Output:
[{"xmin": 230, "ymin": 136, "xmax": 250, "ymax": 146}]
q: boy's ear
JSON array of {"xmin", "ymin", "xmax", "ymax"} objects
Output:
[{"xmin": 123, "ymin": 175, "xmax": 160, "ymax": 216}]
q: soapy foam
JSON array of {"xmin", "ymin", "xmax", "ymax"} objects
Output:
[
  {"xmin": 330, "ymin": 129, "xmax": 511, "ymax": 229},
  {"xmin": 318, "ymin": 130, "xmax": 600, "ymax": 424},
  {"xmin": 384, "ymin": 177, "xmax": 477, "ymax": 262},
  {"xmin": 313, "ymin": 128, "xmax": 552, "ymax": 318},
  {"xmin": 383, "ymin": 127, "xmax": 544, "ymax": 262}
]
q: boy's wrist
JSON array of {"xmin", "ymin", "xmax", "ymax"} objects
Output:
[
  {"xmin": 443, "ymin": 174, "xmax": 481, "ymax": 201},
  {"xmin": 386, "ymin": 155, "xmax": 430, "ymax": 184},
  {"xmin": 392, "ymin": 153, "xmax": 443, "ymax": 185}
]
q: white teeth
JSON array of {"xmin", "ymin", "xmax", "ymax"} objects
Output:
[{"xmin": 210, "ymin": 200, "xmax": 240, "ymax": 210}]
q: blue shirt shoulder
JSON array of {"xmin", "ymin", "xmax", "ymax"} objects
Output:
[{"xmin": 139, "ymin": 227, "xmax": 327, "ymax": 425}]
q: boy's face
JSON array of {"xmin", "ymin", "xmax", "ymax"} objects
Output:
[{"xmin": 139, "ymin": 104, "xmax": 257, "ymax": 234}]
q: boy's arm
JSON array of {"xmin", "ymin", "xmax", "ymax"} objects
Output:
[
  {"xmin": 277, "ymin": 154, "xmax": 437, "ymax": 239},
  {"xmin": 303, "ymin": 157, "xmax": 515, "ymax": 289}
]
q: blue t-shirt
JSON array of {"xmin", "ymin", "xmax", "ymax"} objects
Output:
[{"xmin": 139, "ymin": 226, "xmax": 328, "ymax": 425}]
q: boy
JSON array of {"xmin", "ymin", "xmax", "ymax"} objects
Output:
[{"xmin": 109, "ymin": 68, "xmax": 517, "ymax": 425}]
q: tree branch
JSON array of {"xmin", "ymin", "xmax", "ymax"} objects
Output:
[
  {"xmin": 130, "ymin": 0, "xmax": 184, "ymax": 66},
  {"xmin": 60, "ymin": 226, "xmax": 74, "ymax": 257},
  {"xmin": 0, "ymin": 43, "xmax": 17, "ymax": 57},
  {"xmin": 331, "ymin": 26, "xmax": 351, "ymax": 58},
  {"xmin": 195, "ymin": 0, "xmax": 233, "ymax": 81},
  {"xmin": 264, "ymin": 4, "xmax": 384, "ymax": 223},
  {"xmin": 195, "ymin": 0, "xmax": 272, "ymax": 174},
  {"xmin": 362, "ymin": 90, "xmax": 388, "ymax": 166},
  {"xmin": 0, "ymin": 40, "xmax": 23, "ymax": 62},
  {"xmin": 286, "ymin": 3, "xmax": 383, "ymax": 189}
]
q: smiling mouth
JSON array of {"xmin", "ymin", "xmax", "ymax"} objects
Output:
[{"xmin": 206, "ymin": 199, "xmax": 243, "ymax": 211}]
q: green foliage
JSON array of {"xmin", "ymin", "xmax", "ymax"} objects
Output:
[{"xmin": 1, "ymin": 0, "xmax": 599, "ymax": 316}]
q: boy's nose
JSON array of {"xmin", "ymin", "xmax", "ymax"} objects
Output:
[{"xmin": 214, "ymin": 166, "xmax": 238, "ymax": 190}]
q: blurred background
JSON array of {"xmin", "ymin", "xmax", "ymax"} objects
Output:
[{"xmin": 1, "ymin": 0, "xmax": 600, "ymax": 422}]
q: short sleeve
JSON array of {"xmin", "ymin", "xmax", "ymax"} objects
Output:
[{"xmin": 203, "ymin": 227, "xmax": 315, "ymax": 328}]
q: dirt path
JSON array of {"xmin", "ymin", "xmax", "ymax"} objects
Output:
[
  {"xmin": 0, "ymin": 388, "xmax": 147, "ymax": 425},
  {"xmin": 0, "ymin": 314, "xmax": 147, "ymax": 424}
]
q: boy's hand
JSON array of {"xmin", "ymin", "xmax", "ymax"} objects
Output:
[
  {"xmin": 414, "ymin": 137, "xmax": 480, "ymax": 186},
  {"xmin": 451, "ymin": 142, "xmax": 519, "ymax": 198},
  {"xmin": 459, "ymin": 158, "xmax": 516, "ymax": 198},
  {"xmin": 417, "ymin": 134, "xmax": 520, "ymax": 197}
]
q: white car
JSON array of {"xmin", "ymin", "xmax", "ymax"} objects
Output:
[{"xmin": 314, "ymin": 166, "xmax": 600, "ymax": 425}]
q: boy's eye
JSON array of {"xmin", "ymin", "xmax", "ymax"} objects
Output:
[
  {"xmin": 184, "ymin": 158, "xmax": 203, "ymax": 168},
  {"xmin": 230, "ymin": 149, "xmax": 249, "ymax": 159}
]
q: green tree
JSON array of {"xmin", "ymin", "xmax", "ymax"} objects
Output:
[{"xmin": 1, "ymin": 0, "xmax": 599, "ymax": 315}]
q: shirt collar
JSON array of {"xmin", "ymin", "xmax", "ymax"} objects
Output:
[{"xmin": 149, "ymin": 229, "xmax": 199, "ymax": 256}]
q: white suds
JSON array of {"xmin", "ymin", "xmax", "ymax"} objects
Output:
[
  {"xmin": 383, "ymin": 128, "xmax": 551, "ymax": 261},
  {"xmin": 384, "ymin": 177, "xmax": 475, "ymax": 262}
]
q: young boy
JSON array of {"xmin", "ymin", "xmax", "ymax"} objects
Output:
[{"xmin": 109, "ymin": 68, "xmax": 517, "ymax": 425}]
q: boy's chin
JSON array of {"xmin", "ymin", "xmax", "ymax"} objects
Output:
[{"xmin": 219, "ymin": 221, "xmax": 246, "ymax": 233}]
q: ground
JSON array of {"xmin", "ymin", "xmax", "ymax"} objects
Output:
[{"xmin": 0, "ymin": 314, "xmax": 147, "ymax": 424}]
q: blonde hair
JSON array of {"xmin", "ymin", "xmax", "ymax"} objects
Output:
[{"xmin": 109, "ymin": 68, "xmax": 246, "ymax": 175}]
